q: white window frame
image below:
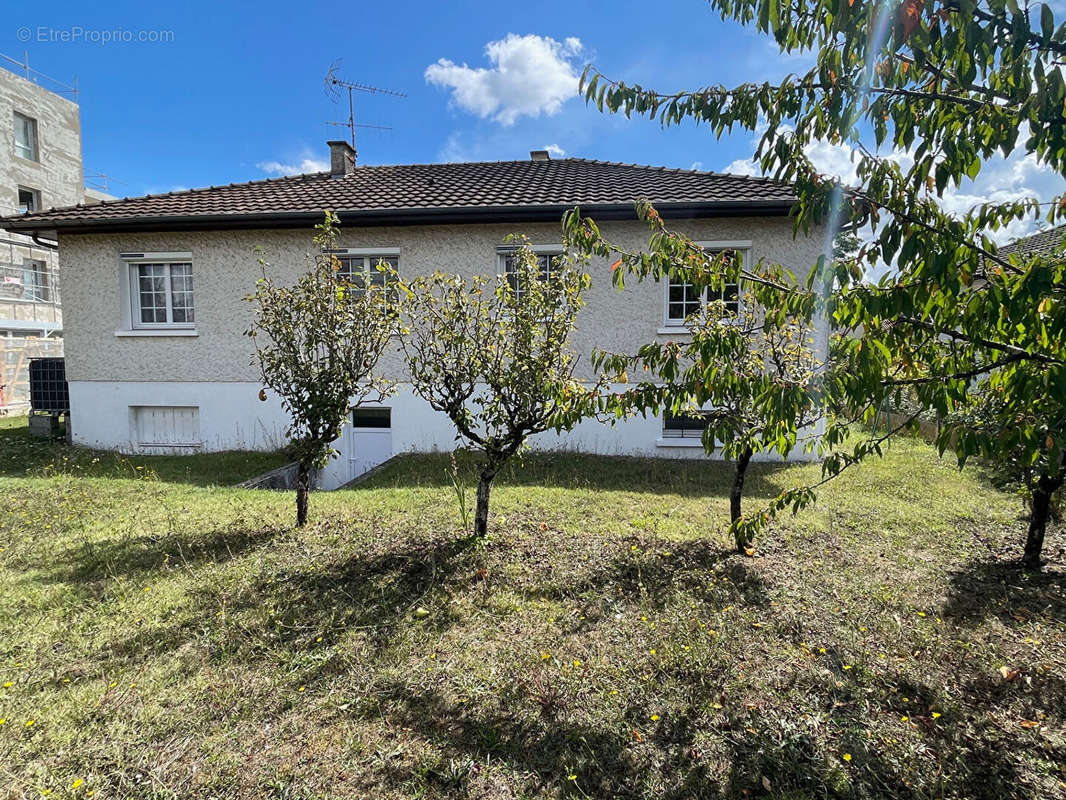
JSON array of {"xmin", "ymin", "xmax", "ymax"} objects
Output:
[
  {"xmin": 496, "ymin": 244, "xmax": 563, "ymax": 300},
  {"xmin": 117, "ymin": 252, "xmax": 197, "ymax": 335},
  {"xmin": 660, "ymin": 240, "xmax": 750, "ymax": 333},
  {"xmin": 331, "ymin": 247, "xmax": 399, "ymax": 283},
  {"xmin": 17, "ymin": 186, "xmax": 41, "ymax": 214},
  {"xmin": 20, "ymin": 258, "xmax": 52, "ymax": 303},
  {"xmin": 330, "ymin": 248, "xmax": 400, "ymax": 310},
  {"xmin": 13, "ymin": 111, "xmax": 38, "ymax": 162}
]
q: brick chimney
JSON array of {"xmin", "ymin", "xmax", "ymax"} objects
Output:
[{"xmin": 328, "ymin": 140, "xmax": 356, "ymax": 177}]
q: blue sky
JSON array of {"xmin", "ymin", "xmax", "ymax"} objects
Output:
[
  {"xmin": 2, "ymin": 0, "xmax": 1062, "ymax": 243},
  {"xmin": 1, "ymin": 0, "xmax": 796, "ymax": 196}
]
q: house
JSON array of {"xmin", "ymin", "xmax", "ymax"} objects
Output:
[
  {"xmin": 0, "ymin": 55, "xmax": 110, "ymax": 412},
  {"xmin": 998, "ymin": 224, "xmax": 1066, "ymax": 260},
  {"xmin": 3, "ymin": 141, "xmax": 824, "ymax": 487}
]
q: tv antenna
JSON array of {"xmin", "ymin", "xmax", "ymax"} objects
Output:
[{"xmin": 324, "ymin": 61, "xmax": 406, "ymax": 162}]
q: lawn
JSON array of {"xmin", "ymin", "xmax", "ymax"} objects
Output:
[
  {"xmin": 0, "ymin": 415, "xmax": 290, "ymax": 486},
  {"xmin": 0, "ymin": 420, "xmax": 1063, "ymax": 799}
]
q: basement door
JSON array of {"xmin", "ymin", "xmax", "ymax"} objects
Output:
[{"xmin": 347, "ymin": 407, "xmax": 392, "ymax": 481}]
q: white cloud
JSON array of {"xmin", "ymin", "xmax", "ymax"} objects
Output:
[
  {"xmin": 257, "ymin": 158, "xmax": 329, "ymax": 177},
  {"xmin": 544, "ymin": 143, "xmax": 566, "ymax": 158},
  {"xmin": 690, "ymin": 160, "xmax": 704, "ymax": 171},
  {"xmin": 425, "ymin": 34, "xmax": 583, "ymax": 125},
  {"xmin": 723, "ymin": 129, "xmax": 1064, "ymax": 246}
]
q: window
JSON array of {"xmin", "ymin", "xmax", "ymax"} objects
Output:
[
  {"xmin": 662, "ymin": 410, "xmax": 712, "ymax": 440},
  {"xmin": 14, "ymin": 112, "xmax": 38, "ymax": 161},
  {"xmin": 334, "ymin": 251, "xmax": 398, "ymax": 307},
  {"xmin": 126, "ymin": 259, "xmax": 195, "ymax": 328},
  {"xmin": 21, "ymin": 259, "xmax": 51, "ymax": 302},
  {"xmin": 132, "ymin": 406, "xmax": 201, "ymax": 447},
  {"xmin": 498, "ymin": 248, "xmax": 562, "ymax": 299},
  {"xmin": 18, "ymin": 187, "xmax": 41, "ymax": 214},
  {"xmin": 352, "ymin": 407, "xmax": 391, "ymax": 428},
  {"xmin": 663, "ymin": 244, "xmax": 746, "ymax": 326},
  {"xmin": 336, "ymin": 253, "xmax": 397, "ymax": 290}
]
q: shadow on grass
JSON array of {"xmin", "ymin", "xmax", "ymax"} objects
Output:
[
  {"xmin": 356, "ymin": 450, "xmax": 798, "ymax": 500},
  {"xmin": 0, "ymin": 415, "xmax": 288, "ymax": 486},
  {"xmin": 516, "ymin": 537, "xmax": 771, "ymax": 617},
  {"xmin": 353, "ymin": 656, "xmax": 1043, "ymax": 799},
  {"xmin": 943, "ymin": 557, "xmax": 1066, "ymax": 626},
  {"xmin": 44, "ymin": 523, "xmax": 286, "ymax": 585},
  {"xmin": 97, "ymin": 529, "xmax": 483, "ymax": 670}
]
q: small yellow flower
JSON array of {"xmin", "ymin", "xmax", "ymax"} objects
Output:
[
  {"xmin": 917, "ymin": 611, "xmax": 925, "ymax": 617},
  {"xmin": 931, "ymin": 712, "xmax": 941, "ymax": 719},
  {"xmin": 143, "ymin": 586, "xmax": 151, "ymax": 592},
  {"xmin": 0, "ymin": 718, "xmax": 6, "ymax": 725},
  {"xmin": 540, "ymin": 651, "xmax": 551, "ymax": 660},
  {"xmin": 298, "ymin": 686, "xmax": 306, "ymax": 692},
  {"xmin": 573, "ymin": 659, "xmax": 582, "ymax": 667},
  {"xmin": 901, "ymin": 715, "xmax": 909, "ymax": 722},
  {"xmin": 2, "ymin": 681, "xmax": 12, "ymax": 688},
  {"xmin": 650, "ymin": 714, "xmax": 660, "ymax": 721},
  {"xmin": 843, "ymin": 665, "xmax": 853, "ymax": 670},
  {"xmin": 568, "ymin": 774, "xmax": 577, "ymax": 781},
  {"xmin": 72, "ymin": 779, "xmax": 84, "ymax": 789},
  {"xmin": 25, "ymin": 719, "xmax": 34, "ymax": 727},
  {"xmin": 843, "ymin": 753, "xmax": 852, "ymax": 762},
  {"xmin": 649, "ymin": 649, "xmax": 656, "ymax": 655},
  {"xmin": 316, "ymin": 637, "xmax": 322, "ymax": 643}
]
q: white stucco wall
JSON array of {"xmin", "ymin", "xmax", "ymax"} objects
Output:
[
  {"xmin": 69, "ymin": 381, "xmax": 822, "ymax": 490},
  {"xmin": 57, "ymin": 215, "xmax": 826, "ymax": 482}
]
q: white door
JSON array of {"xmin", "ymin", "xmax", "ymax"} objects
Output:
[{"xmin": 348, "ymin": 408, "xmax": 392, "ymax": 480}]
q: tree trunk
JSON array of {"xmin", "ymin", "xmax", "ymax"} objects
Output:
[
  {"xmin": 295, "ymin": 462, "xmax": 311, "ymax": 528},
  {"xmin": 1023, "ymin": 471, "xmax": 1063, "ymax": 570},
  {"xmin": 731, "ymin": 447, "xmax": 754, "ymax": 552},
  {"xmin": 474, "ymin": 467, "xmax": 497, "ymax": 539}
]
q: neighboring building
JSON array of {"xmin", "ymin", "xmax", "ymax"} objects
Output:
[
  {"xmin": 998, "ymin": 224, "xmax": 1066, "ymax": 260},
  {"xmin": 0, "ymin": 59, "xmax": 104, "ymax": 412},
  {"xmin": 4, "ymin": 142, "xmax": 824, "ymax": 486}
]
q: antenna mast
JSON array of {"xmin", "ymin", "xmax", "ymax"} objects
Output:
[{"xmin": 324, "ymin": 61, "xmax": 406, "ymax": 162}]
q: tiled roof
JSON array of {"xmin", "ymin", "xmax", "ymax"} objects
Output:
[
  {"xmin": 3, "ymin": 158, "xmax": 796, "ymax": 233},
  {"xmin": 998, "ymin": 224, "xmax": 1066, "ymax": 259}
]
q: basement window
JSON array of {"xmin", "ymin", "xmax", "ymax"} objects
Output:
[
  {"xmin": 131, "ymin": 406, "xmax": 201, "ymax": 447},
  {"xmin": 661, "ymin": 411, "xmax": 712, "ymax": 440}
]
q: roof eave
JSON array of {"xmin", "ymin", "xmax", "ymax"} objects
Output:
[{"xmin": 2, "ymin": 199, "xmax": 796, "ymax": 236}]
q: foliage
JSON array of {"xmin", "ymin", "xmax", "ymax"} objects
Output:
[
  {"xmin": 245, "ymin": 211, "xmax": 395, "ymax": 525},
  {"xmin": 577, "ymin": 0, "xmax": 1066, "ymax": 567},
  {"xmin": 572, "ymin": 217, "xmax": 823, "ymax": 548},
  {"xmin": 397, "ymin": 238, "xmax": 592, "ymax": 538}
]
